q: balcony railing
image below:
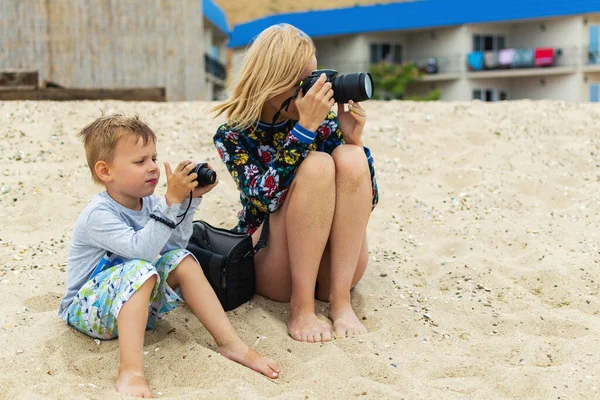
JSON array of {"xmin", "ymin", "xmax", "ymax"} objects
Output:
[
  {"xmin": 409, "ymin": 54, "xmax": 462, "ymax": 75},
  {"xmin": 204, "ymin": 54, "xmax": 226, "ymax": 81},
  {"xmin": 466, "ymin": 45, "xmax": 580, "ymax": 72}
]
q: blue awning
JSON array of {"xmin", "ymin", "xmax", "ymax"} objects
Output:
[
  {"xmin": 230, "ymin": 0, "xmax": 600, "ymax": 48},
  {"xmin": 203, "ymin": 0, "xmax": 229, "ymax": 35}
]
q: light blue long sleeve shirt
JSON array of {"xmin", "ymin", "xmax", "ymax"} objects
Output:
[{"xmin": 58, "ymin": 191, "xmax": 201, "ymax": 321}]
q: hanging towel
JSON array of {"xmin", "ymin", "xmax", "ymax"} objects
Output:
[
  {"xmin": 534, "ymin": 48, "xmax": 555, "ymax": 67},
  {"xmin": 467, "ymin": 52, "xmax": 484, "ymax": 71},
  {"xmin": 498, "ymin": 49, "xmax": 515, "ymax": 68},
  {"xmin": 484, "ymin": 51, "xmax": 498, "ymax": 69},
  {"xmin": 512, "ymin": 49, "xmax": 535, "ymax": 68}
]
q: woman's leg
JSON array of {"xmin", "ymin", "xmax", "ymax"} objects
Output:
[
  {"xmin": 326, "ymin": 144, "xmax": 373, "ymax": 336},
  {"xmin": 253, "ymin": 151, "xmax": 336, "ymax": 342},
  {"xmin": 315, "ymin": 235, "xmax": 369, "ymax": 303}
]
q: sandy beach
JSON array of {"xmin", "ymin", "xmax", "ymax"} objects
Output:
[{"xmin": 0, "ymin": 100, "xmax": 599, "ymax": 399}]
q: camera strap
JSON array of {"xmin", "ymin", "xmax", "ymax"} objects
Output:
[
  {"xmin": 174, "ymin": 190, "xmax": 194, "ymax": 227},
  {"xmin": 271, "ymin": 86, "xmax": 302, "ymax": 133}
]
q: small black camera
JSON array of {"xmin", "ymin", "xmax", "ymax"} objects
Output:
[
  {"xmin": 190, "ymin": 163, "xmax": 216, "ymax": 186},
  {"xmin": 300, "ymin": 69, "xmax": 374, "ymax": 104}
]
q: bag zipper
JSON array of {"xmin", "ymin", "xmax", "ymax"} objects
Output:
[{"xmin": 220, "ymin": 264, "xmax": 227, "ymax": 290}]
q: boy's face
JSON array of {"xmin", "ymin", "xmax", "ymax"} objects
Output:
[{"xmin": 104, "ymin": 135, "xmax": 159, "ymax": 207}]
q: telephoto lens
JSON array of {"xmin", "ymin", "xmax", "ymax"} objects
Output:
[
  {"xmin": 190, "ymin": 163, "xmax": 217, "ymax": 186},
  {"xmin": 301, "ymin": 69, "xmax": 374, "ymax": 104},
  {"xmin": 332, "ymin": 72, "xmax": 374, "ymax": 104}
]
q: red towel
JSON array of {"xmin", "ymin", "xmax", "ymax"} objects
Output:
[{"xmin": 534, "ymin": 48, "xmax": 554, "ymax": 67}]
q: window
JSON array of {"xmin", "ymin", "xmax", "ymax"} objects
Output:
[
  {"xmin": 589, "ymin": 25, "xmax": 600, "ymax": 65},
  {"xmin": 472, "ymin": 88, "xmax": 509, "ymax": 102},
  {"xmin": 497, "ymin": 37, "xmax": 506, "ymax": 51},
  {"xmin": 370, "ymin": 43, "xmax": 403, "ymax": 64},
  {"xmin": 485, "ymin": 89, "xmax": 494, "ymax": 102},
  {"xmin": 590, "ymin": 83, "xmax": 600, "ymax": 102},
  {"xmin": 473, "ymin": 34, "xmax": 507, "ymax": 52}
]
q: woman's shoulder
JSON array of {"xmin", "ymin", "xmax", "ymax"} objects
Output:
[{"xmin": 214, "ymin": 122, "xmax": 244, "ymax": 141}]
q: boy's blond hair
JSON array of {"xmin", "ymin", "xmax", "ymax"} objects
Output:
[{"xmin": 78, "ymin": 113, "xmax": 156, "ymax": 184}]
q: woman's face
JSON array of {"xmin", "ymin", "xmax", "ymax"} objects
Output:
[{"xmin": 266, "ymin": 55, "xmax": 317, "ymax": 121}]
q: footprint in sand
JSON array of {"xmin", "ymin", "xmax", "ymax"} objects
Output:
[{"xmin": 24, "ymin": 293, "xmax": 62, "ymax": 313}]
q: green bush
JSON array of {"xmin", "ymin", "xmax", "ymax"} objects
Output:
[
  {"xmin": 369, "ymin": 61, "xmax": 439, "ymax": 101},
  {"xmin": 407, "ymin": 89, "xmax": 441, "ymax": 101}
]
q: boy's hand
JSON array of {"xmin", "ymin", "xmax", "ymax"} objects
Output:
[
  {"xmin": 164, "ymin": 160, "xmax": 198, "ymax": 206},
  {"xmin": 191, "ymin": 163, "xmax": 218, "ymax": 198}
]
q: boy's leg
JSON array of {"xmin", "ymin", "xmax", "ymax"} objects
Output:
[
  {"xmin": 165, "ymin": 254, "xmax": 279, "ymax": 378},
  {"xmin": 66, "ymin": 259, "xmax": 160, "ymax": 397},
  {"xmin": 116, "ymin": 275, "xmax": 157, "ymax": 398}
]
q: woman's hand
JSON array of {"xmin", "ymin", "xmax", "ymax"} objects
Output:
[
  {"xmin": 296, "ymin": 74, "xmax": 335, "ymax": 132},
  {"xmin": 337, "ymin": 100, "xmax": 366, "ymax": 147},
  {"xmin": 164, "ymin": 160, "xmax": 198, "ymax": 206}
]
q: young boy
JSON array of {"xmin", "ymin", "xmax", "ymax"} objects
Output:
[{"xmin": 58, "ymin": 114, "xmax": 279, "ymax": 398}]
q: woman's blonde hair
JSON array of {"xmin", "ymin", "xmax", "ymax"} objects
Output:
[{"xmin": 212, "ymin": 24, "xmax": 315, "ymax": 130}]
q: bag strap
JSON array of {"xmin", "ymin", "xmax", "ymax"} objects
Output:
[{"xmin": 252, "ymin": 214, "xmax": 269, "ymax": 255}]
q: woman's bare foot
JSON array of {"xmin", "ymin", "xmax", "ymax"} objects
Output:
[
  {"xmin": 218, "ymin": 341, "xmax": 280, "ymax": 378},
  {"xmin": 287, "ymin": 310, "xmax": 332, "ymax": 342},
  {"xmin": 116, "ymin": 369, "xmax": 152, "ymax": 398},
  {"xmin": 329, "ymin": 303, "xmax": 367, "ymax": 337}
]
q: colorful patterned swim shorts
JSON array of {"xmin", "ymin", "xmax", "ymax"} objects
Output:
[{"xmin": 67, "ymin": 249, "xmax": 194, "ymax": 339}]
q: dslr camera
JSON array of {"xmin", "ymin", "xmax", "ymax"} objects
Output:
[
  {"xmin": 190, "ymin": 163, "xmax": 217, "ymax": 186},
  {"xmin": 300, "ymin": 69, "xmax": 374, "ymax": 104}
]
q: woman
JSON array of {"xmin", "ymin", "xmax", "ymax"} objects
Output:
[{"xmin": 212, "ymin": 24, "xmax": 378, "ymax": 343}]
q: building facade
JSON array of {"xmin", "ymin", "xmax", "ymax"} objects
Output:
[
  {"xmin": 228, "ymin": 0, "xmax": 600, "ymax": 102},
  {"xmin": 0, "ymin": 0, "xmax": 229, "ymax": 101}
]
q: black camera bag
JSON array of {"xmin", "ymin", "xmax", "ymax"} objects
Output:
[{"xmin": 186, "ymin": 216, "xmax": 268, "ymax": 311}]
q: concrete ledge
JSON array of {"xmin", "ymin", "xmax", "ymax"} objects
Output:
[{"xmin": 0, "ymin": 87, "xmax": 166, "ymax": 101}]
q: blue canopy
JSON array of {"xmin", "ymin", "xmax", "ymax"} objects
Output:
[{"xmin": 230, "ymin": 0, "xmax": 600, "ymax": 48}]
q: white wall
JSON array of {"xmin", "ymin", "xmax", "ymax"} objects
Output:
[
  {"xmin": 510, "ymin": 73, "xmax": 582, "ymax": 101},
  {"xmin": 404, "ymin": 26, "xmax": 467, "ymax": 73},
  {"xmin": 510, "ymin": 16, "xmax": 583, "ymax": 49},
  {"xmin": 407, "ymin": 79, "xmax": 469, "ymax": 101},
  {"xmin": 405, "ymin": 26, "xmax": 466, "ymax": 58},
  {"xmin": 314, "ymin": 35, "xmax": 370, "ymax": 73}
]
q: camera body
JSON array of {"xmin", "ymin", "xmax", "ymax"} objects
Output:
[
  {"xmin": 300, "ymin": 69, "xmax": 374, "ymax": 104},
  {"xmin": 190, "ymin": 163, "xmax": 217, "ymax": 186}
]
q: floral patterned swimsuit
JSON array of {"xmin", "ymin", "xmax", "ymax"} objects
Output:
[{"xmin": 213, "ymin": 111, "xmax": 379, "ymax": 234}]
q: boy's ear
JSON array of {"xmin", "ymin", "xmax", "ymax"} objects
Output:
[{"xmin": 95, "ymin": 160, "xmax": 112, "ymax": 183}]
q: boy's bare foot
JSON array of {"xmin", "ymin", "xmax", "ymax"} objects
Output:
[
  {"xmin": 287, "ymin": 310, "xmax": 332, "ymax": 342},
  {"xmin": 329, "ymin": 303, "xmax": 367, "ymax": 337},
  {"xmin": 116, "ymin": 370, "xmax": 152, "ymax": 398},
  {"xmin": 218, "ymin": 341, "xmax": 280, "ymax": 379}
]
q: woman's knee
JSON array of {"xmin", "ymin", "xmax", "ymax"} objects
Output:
[
  {"xmin": 296, "ymin": 152, "xmax": 335, "ymax": 184},
  {"xmin": 332, "ymin": 145, "xmax": 369, "ymax": 186}
]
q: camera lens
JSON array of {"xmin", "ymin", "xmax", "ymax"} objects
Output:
[
  {"xmin": 332, "ymin": 72, "xmax": 374, "ymax": 104},
  {"xmin": 192, "ymin": 163, "xmax": 217, "ymax": 186}
]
